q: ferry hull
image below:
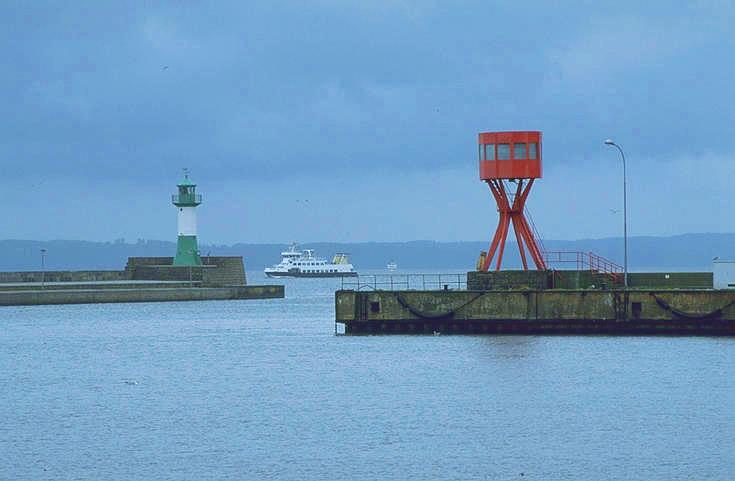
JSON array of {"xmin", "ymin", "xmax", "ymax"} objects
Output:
[{"xmin": 265, "ymin": 271, "xmax": 358, "ymax": 278}]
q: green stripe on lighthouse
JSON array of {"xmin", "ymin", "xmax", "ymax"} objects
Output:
[{"xmin": 174, "ymin": 235, "xmax": 202, "ymax": 266}]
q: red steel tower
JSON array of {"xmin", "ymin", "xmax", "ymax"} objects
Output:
[{"xmin": 478, "ymin": 131, "xmax": 547, "ymax": 271}]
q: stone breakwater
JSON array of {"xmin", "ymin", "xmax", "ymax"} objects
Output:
[{"xmin": 0, "ymin": 256, "xmax": 284, "ymax": 306}]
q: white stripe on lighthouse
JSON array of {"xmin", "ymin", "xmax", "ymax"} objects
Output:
[{"xmin": 177, "ymin": 207, "xmax": 197, "ymax": 236}]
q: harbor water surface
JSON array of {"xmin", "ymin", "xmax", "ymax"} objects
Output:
[{"xmin": 1, "ymin": 271, "xmax": 733, "ymax": 480}]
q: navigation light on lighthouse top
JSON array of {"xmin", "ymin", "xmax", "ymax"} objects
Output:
[{"xmin": 172, "ymin": 168, "xmax": 202, "ymax": 207}]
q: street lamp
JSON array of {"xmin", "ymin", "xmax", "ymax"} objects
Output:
[
  {"xmin": 186, "ymin": 249, "xmax": 201, "ymax": 287},
  {"xmin": 40, "ymin": 248, "xmax": 47, "ymax": 288},
  {"xmin": 604, "ymin": 139, "xmax": 628, "ymax": 288},
  {"xmin": 188, "ymin": 249, "xmax": 194, "ymax": 287}
]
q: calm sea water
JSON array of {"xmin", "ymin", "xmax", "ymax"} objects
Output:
[{"xmin": 1, "ymin": 271, "xmax": 733, "ymax": 481}]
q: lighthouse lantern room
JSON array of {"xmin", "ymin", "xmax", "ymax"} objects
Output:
[{"xmin": 172, "ymin": 168, "xmax": 203, "ymax": 266}]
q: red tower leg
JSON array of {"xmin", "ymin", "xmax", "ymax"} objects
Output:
[
  {"xmin": 511, "ymin": 181, "xmax": 528, "ymax": 270},
  {"xmin": 515, "ymin": 180, "xmax": 547, "ymax": 270},
  {"xmin": 484, "ymin": 181, "xmax": 505, "ymax": 271},
  {"xmin": 494, "ymin": 181, "xmax": 512, "ymax": 271},
  {"xmin": 481, "ymin": 178, "xmax": 547, "ymax": 271}
]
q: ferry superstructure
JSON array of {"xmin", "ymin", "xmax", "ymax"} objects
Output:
[{"xmin": 264, "ymin": 245, "xmax": 358, "ymax": 278}]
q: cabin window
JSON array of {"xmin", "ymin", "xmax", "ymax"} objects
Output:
[
  {"xmin": 478, "ymin": 145, "xmax": 483, "ymax": 161},
  {"xmin": 485, "ymin": 144, "xmax": 495, "ymax": 161},
  {"xmin": 529, "ymin": 143, "xmax": 538, "ymax": 159},
  {"xmin": 497, "ymin": 143, "xmax": 510, "ymax": 160},
  {"xmin": 514, "ymin": 143, "xmax": 527, "ymax": 159}
]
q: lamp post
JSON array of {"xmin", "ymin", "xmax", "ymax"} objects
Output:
[
  {"xmin": 186, "ymin": 249, "xmax": 201, "ymax": 286},
  {"xmin": 40, "ymin": 248, "xmax": 47, "ymax": 288},
  {"xmin": 604, "ymin": 139, "xmax": 628, "ymax": 288},
  {"xmin": 188, "ymin": 249, "xmax": 193, "ymax": 287}
]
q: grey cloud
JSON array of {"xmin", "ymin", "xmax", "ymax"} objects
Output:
[{"xmin": 0, "ymin": 0, "xmax": 734, "ymax": 185}]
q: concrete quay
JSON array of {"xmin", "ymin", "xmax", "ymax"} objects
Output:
[
  {"xmin": 335, "ymin": 288, "xmax": 735, "ymax": 336},
  {"xmin": 0, "ymin": 284, "xmax": 283, "ymax": 306}
]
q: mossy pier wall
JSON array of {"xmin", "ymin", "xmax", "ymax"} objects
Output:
[
  {"xmin": 336, "ymin": 271, "xmax": 733, "ymax": 336},
  {"xmin": 336, "ymin": 289, "xmax": 735, "ymax": 335}
]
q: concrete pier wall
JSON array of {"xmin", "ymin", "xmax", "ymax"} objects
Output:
[
  {"xmin": 0, "ymin": 285, "xmax": 283, "ymax": 306},
  {"xmin": 125, "ymin": 256, "xmax": 247, "ymax": 285},
  {"xmin": 0, "ymin": 256, "xmax": 248, "ymax": 286},
  {"xmin": 0, "ymin": 270, "xmax": 128, "ymax": 283},
  {"xmin": 336, "ymin": 289, "xmax": 735, "ymax": 335},
  {"xmin": 467, "ymin": 270, "xmax": 714, "ymax": 291},
  {"xmin": 201, "ymin": 257, "xmax": 247, "ymax": 285},
  {"xmin": 628, "ymin": 272, "xmax": 713, "ymax": 289},
  {"xmin": 0, "ymin": 281, "xmax": 198, "ymax": 291}
]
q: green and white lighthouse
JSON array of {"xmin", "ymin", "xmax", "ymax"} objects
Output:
[{"xmin": 172, "ymin": 169, "xmax": 203, "ymax": 266}]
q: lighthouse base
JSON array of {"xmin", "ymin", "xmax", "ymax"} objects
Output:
[{"xmin": 174, "ymin": 235, "xmax": 202, "ymax": 266}]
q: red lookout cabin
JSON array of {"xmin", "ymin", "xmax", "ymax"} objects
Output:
[{"xmin": 478, "ymin": 131, "xmax": 546, "ymax": 271}]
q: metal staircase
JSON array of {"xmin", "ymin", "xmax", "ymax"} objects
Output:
[{"xmin": 542, "ymin": 250, "xmax": 624, "ymax": 285}]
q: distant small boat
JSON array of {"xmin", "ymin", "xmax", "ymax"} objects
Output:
[{"xmin": 387, "ymin": 261, "xmax": 398, "ymax": 271}]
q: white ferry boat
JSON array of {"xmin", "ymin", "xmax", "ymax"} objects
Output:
[
  {"xmin": 387, "ymin": 261, "xmax": 398, "ymax": 271},
  {"xmin": 264, "ymin": 244, "xmax": 358, "ymax": 278}
]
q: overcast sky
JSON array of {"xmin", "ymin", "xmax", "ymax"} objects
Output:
[{"xmin": 2, "ymin": 1, "xmax": 734, "ymax": 243}]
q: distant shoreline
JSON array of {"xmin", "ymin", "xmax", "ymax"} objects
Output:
[{"xmin": 1, "ymin": 233, "xmax": 734, "ymax": 272}]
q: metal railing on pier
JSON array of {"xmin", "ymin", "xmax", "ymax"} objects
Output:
[
  {"xmin": 543, "ymin": 250, "xmax": 623, "ymax": 280},
  {"xmin": 340, "ymin": 273, "xmax": 466, "ymax": 291}
]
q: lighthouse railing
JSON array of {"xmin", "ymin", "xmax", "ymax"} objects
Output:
[{"xmin": 172, "ymin": 194, "xmax": 202, "ymax": 204}]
